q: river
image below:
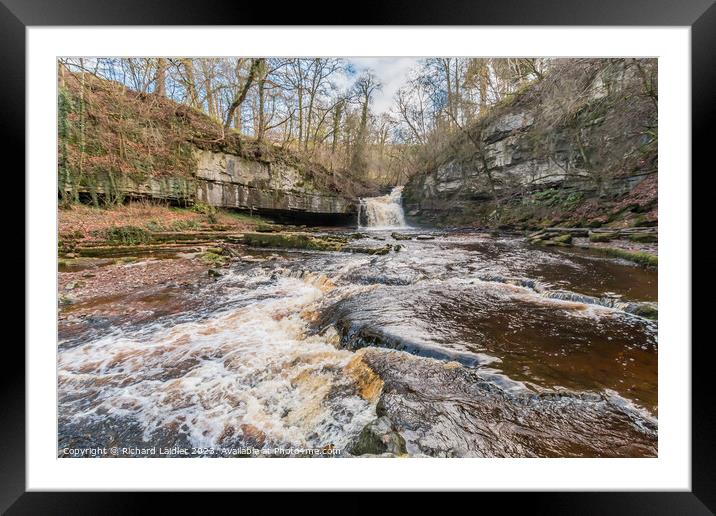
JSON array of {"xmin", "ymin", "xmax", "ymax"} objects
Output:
[{"xmin": 58, "ymin": 188, "xmax": 657, "ymax": 458}]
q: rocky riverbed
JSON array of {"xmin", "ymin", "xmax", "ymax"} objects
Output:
[{"xmin": 57, "ymin": 224, "xmax": 657, "ymax": 458}]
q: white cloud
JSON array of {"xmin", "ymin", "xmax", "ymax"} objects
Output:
[{"xmin": 345, "ymin": 57, "xmax": 423, "ymax": 114}]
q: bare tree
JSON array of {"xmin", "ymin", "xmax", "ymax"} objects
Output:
[
  {"xmin": 223, "ymin": 58, "xmax": 264, "ymax": 131},
  {"xmin": 349, "ymin": 71, "xmax": 381, "ymax": 177},
  {"xmin": 155, "ymin": 58, "xmax": 167, "ymax": 97}
]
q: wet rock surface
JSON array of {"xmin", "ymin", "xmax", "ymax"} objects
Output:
[
  {"xmin": 350, "ymin": 416, "xmax": 407, "ymax": 456},
  {"xmin": 58, "ymin": 229, "xmax": 658, "ymax": 458},
  {"xmin": 359, "ymin": 348, "xmax": 656, "ymax": 457}
]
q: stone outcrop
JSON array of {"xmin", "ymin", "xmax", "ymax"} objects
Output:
[
  {"xmin": 403, "ymin": 59, "xmax": 658, "ymax": 228},
  {"xmin": 193, "ymin": 150, "xmax": 356, "ymax": 221},
  {"xmin": 350, "ymin": 416, "xmax": 407, "ymax": 456},
  {"xmin": 63, "ymin": 148, "xmax": 361, "ymax": 224},
  {"xmin": 58, "ymin": 70, "xmax": 373, "ymax": 224}
]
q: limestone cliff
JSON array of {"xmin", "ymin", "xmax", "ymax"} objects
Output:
[
  {"xmin": 57, "ymin": 70, "xmax": 376, "ymax": 223},
  {"xmin": 403, "ymin": 59, "xmax": 658, "ymax": 229},
  {"xmin": 193, "ymin": 150, "xmax": 355, "ymax": 222}
]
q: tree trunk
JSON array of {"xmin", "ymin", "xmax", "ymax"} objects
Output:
[
  {"xmin": 479, "ymin": 63, "xmax": 489, "ymax": 110},
  {"xmin": 224, "ymin": 58, "xmax": 263, "ymax": 131},
  {"xmin": 155, "ymin": 58, "xmax": 166, "ymax": 97},
  {"xmin": 181, "ymin": 58, "xmax": 198, "ymax": 108},
  {"xmin": 58, "ymin": 61, "xmax": 66, "ymax": 88},
  {"xmin": 200, "ymin": 59, "xmax": 216, "ymax": 117},
  {"xmin": 454, "ymin": 60, "xmax": 461, "ymax": 124},
  {"xmin": 257, "ymin": 65, "xmax": 266, "ymax": 142},
  {"xmin": 331, "ymin": 100, "xmax": 343, "ymax": 154},
  {"xmin": 297, "ymin": 87, "xmax": 303, "ymax": 147},
  {"xmin": 443, "ymin": 59, "xmax": 454, "ymax": 125}
]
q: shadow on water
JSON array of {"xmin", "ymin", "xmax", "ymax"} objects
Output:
[
  {"xmin": 320, "ymin": 278, "xmax": 657, "ymax": 414},
  {"xmin": 57, "ymin": 229, "xmax": 658, "ymax": 457},
  {"xmin": 450, "ymin": 237, "xmax": 657, "ymax": 301}
]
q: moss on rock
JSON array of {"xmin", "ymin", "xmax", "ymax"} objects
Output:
[
  {"xmin": 350, "ymin": 416, "xmax": 407, "ymax": 457},
  {"xmin": 626, "ymin": 233, "xmax": 658, "ymax": 243},
  {"xmin": 594, "ymin": 247, "xmax": 658, "ymax": 267},
  {"xmin": 199, "ymin": 251, "xmax": 228, "ymax": 266},
  {"xmin": 632, "ymin": 303, "xmax": 658, "ymax": 320},
  {"xmin": 103, "ymin": 226, "xmax": 152, "ymax": 245},
  {"xmin": 589, "ymin": 232, "xmax": 617, "ymax": 243},
  {"xmin": 242, "ymin": 232, "xmax": 348, "ymax": 252},
  {"xmin": 552, "ymin": 234, "xmax": 573, "ymax": 244},
  {"xmin": 344, "ymin": 244, "xmax": 392, "ymax": 256}
]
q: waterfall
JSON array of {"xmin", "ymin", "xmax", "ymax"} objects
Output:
[{"xmin": 358, "ymin": 186, "xmax": 407, "ymax": 228}]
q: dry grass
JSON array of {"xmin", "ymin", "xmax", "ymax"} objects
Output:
[
  {"xmin": 59, "ymin": 70, "xmax": 379, "ymax": 202},
  {"xmin": 58, "ymin": 200, "xmax": 265, "ymax": 241}
]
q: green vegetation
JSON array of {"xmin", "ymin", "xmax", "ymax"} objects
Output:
[
  {"xmin": 350, "ymin": 418, "xmax": 407, "ymax": 456},
  {"xmin": 632, "ymin": 303, "xmax": 658, "ymax": 320},
  {"xmin": 552, "ymin": 234, "xmax": 573, "ymax": 244},
  {"xmin": 199, "ymin": 251, "xmax": 228, "ymax": 266},
  {"xmin": 191, "ymin": 202, "xmax": 215, "ymax": 215},
  {"xmin": 589, "ymin": 232, "xmax": 617, "ymax": 243},
  {"xmin": 255, "ymin": 222, "xmax": 282, "ymax": 233},
  {"xmin": 528, "ymin": 230, "xmax": 573, "ymax": 247},
  {"xmin": 58, "ymin": 74, "xmax": 199, "ymax": 206},
  {"xmin": 144, "ymin": 219, "xmax": 201, "ymax": 232},
  {"xmin": 593, "ymin": 247, "xmax": 658, "ymax": 267},
  {"xmin": 171, "ymin": 219, "xmax": 201, "ymax": 231},
  {"xmin": 242, "ymin": 232, "xmax": 396, "ymax": 256},
  {"xmin": 345, "ymin": 244, "xmax": 392, "ymax": 256},
  {"xmin": 191, "ymin": 202, "xmax": 219, "ymax": 224},
  {"xmin": 625, "ymin": 233, "xmax": 657, "ymax": 243},
  {"xmin": 58, "ymin": 87, "xmax": 74, "ymax": 205},
  {"xmin": 530, "ymin": 189, "xmax": 585, "ymax": 215},
  {"xmin": 114, "ymin": 256, "xmax": 139, "ymax": 264},
  {"xmin": 103, "ymin": 226, "xmax": 152, "ymax": 245},
  {"xmin": 243, "ymin": 232, "xmax": 347, "ymax": 252},
  {"xmin": 216, "ymin": 209, "xmax": 272, "ymax": 227}
]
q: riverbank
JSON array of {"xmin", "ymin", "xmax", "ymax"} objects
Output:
[
  {"xmin": 59, "ymin": 201, "xmax": 269, "ymax": 243},
  {"xmin": 58, "ymin": 201, "xmax": 280, "ymax": 263},
  {"xmin": 525, "ymin": 226, "xmax": 658, "ymax": 267},
  {"xmin": 58, "ymin": 199, "xmax": 658, "ymax": 321},
  {"xmin": 58, "ymin": 202, "xmax": 269, "ymax": 335},
  {"xmin": 58, "ymin": 225, "xmax": 658, "ymax": 457},
  {"xmin": 57, "ymin": 190, "xmax": 658, "ymax": 458}
]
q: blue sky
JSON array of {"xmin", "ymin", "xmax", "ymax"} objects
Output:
[{"xmin": 343, "ymin": 58, "xmax": 423, "ymax": 114}]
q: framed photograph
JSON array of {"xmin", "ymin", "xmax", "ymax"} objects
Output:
[{"xmin": 9, "ymin": 0, "xmax": 713, "ymax": 510}]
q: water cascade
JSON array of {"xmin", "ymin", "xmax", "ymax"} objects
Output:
[
  {"xmin": 357, "ymin": 186, "xmax": 407, "ymax": 228},
  {"xmin": 58, "ymin": 230, "xmax": 659, "ymax": 457}
]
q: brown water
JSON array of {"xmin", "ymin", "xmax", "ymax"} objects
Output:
[{"xmin": 58, "ymin": 230, "xmax": 657, "ymax": 457}]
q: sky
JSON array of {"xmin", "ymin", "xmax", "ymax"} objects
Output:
[{"xmin": 343, "ymin": 58, "xmax": 423, "ymax": 115}]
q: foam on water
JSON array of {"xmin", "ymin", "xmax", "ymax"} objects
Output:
[
  {"xmin": 58, "ymin": 229, "xmax": 658, "ymax": 456},
  {"xmin": 58, "ymin": 274, "xmax": 377, "ymax": 451}
]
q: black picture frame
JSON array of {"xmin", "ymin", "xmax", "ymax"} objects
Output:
[{"xmin": 7, "ymin": 0, "xmax": 713, "ymax": 511}]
